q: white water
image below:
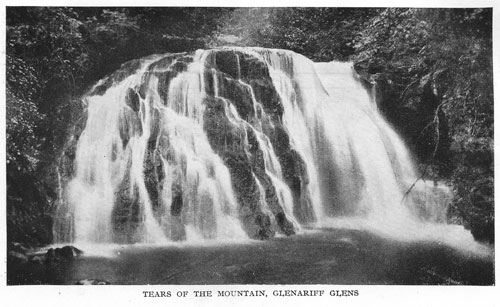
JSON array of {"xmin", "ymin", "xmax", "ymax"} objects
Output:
[
  {"xmin": 249, "ymin": 48, "xmax": 482, "ymax": 253},
  {"xmin": 54, "ymin": 47, "xmax": 483, "ymax": 253},
  {"xmin": 56, "ymin": 52, "xmax": 247, "ymax": 245}
]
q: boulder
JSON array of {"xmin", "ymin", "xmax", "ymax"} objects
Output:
[
  {"xmin": 76, "ymin": 279, "xmax": 111, "ymax": 285},
  {"xmin": 45, "ymin": 245, "xmax": 83, "ymax": 263}
]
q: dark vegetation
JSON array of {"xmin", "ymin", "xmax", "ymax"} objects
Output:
[{"xmin": 6, "ymin": 8, "xmax": 493, "ymax": 246}]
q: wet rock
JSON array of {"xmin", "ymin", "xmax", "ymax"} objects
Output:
[
  {"xmin": 168, "ymin": 182, "xmax": 186, "ymax": 241},
  {"xmin": 223, "ymin": 152, "xmax": 273, "ymax": 238},
  {"xmin": 170, "ymin": 184, "xmax": 183, "ymax": 217},
  {"xmin": 143, "ymin": 146, "xmax": 162, "ymax": 214},
  {"xmin": 90, "ymin": 58, "xmax": 144, "ymax": 96},
  {"xmin": 215, "ymin": 50, "xmax": 241, "ymax": 79},
  {"xmin": 125, "ymin": 88, "xmax": 141, "ymax": 112},
  {"xmin": 148, "ymin": 54, "xmax": 177, "ymax": 72},
  {"xmin": 45, "ymin": 245, "xmax": 83, "ymax": 263},
  {"xmin": 249, "ymin": 78, "xmax": 283, "ymax": 119},
  {"xmin": 59, "ymin": 245, "xmax": 83, "ymax": 258},
  {"xmin": 239, "ymin": 53, "xmax": 271, "ymax": 81},
  {"xmin": 202, "ymin": 50, "xmax": 312, "ymax": 238},
  {"xmin": 8, "ymin": 251, "xmax": 29, "ymax": 264},
  {"xmin": 151, "ymin": 54, "xmax": 190, "ymax": 103},
  {"xmin": 255, "ymin": 214, "xmax": 274, "ymax": 240},
  {"xmin": 112, "ymin": 174, "xmax": 145, "ymax": 243},
  {"xmin": 220, "ymin": 77, "xmax": 255, "ymax": 120}
]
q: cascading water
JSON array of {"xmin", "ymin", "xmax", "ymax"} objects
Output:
[{"xmin": 54, "ymin": 47, "xmax": 480, "ymax": 252}]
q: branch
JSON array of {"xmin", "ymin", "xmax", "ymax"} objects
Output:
[
  {"xmin": 401, "ymin": 102, "xmax": 443, "ymax": 204},
  {"xmin": 399, "ymin": 78, "xmax": 420, "ymax": 101}
]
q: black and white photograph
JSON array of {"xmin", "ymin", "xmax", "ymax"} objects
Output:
[{"xmin": 1, "ymin": 1, "xmax": 497, "ymax": 306}]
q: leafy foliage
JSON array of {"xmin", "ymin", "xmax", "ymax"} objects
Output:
[
  {"xmin": 6, "ymin": 56, "xmax": 44, "ymax": 173},
  {"xmin": 217, "ymin": 8, "xmax": 379, "ymax": 61}
]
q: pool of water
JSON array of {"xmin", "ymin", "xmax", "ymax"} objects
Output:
[{"xmin": 8, "ymin": 228, "xmax": 494, "ymax": 285}]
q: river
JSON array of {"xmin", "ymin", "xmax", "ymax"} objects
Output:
[{"xmin": 8, "ymin": 228, "xmax": 493, "ymax": 285}]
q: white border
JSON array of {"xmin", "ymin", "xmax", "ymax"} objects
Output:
[{"xmin": 1, "ymin": 1, "xmax": 498, "ymax": 306}]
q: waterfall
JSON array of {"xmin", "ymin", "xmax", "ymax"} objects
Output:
[{"xmin": 54, "ymin": 47, "xmax": 477, "ymax": 249}]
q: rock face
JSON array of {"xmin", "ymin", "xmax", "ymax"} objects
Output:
[
  {"xmin": 45, "ymin": 245, "xmax": 83, "ymax": 264},
  {"xmin": 54, "ymin": 48, "xmax": 312, "ymax": 243},
  {"xmin": 202, "ymin": 50, "xmax": 299, "ymax": 238}
]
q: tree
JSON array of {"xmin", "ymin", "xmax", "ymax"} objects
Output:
[
  {"xmin": 217, "ymin": 8, "xmax": 379, "ymax": 61},
  {"xmin": 353, "ymin": 8, "xmax": 493, "ymax": 242}
]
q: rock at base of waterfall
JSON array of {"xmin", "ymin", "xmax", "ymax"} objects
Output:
[
  {"xmin": 45, "ymin": 245, "xmax": 83, "ymax": 263},
  {"xmin": 76, "ymin": 279, "xmax": 111, "ymax": 285}
]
